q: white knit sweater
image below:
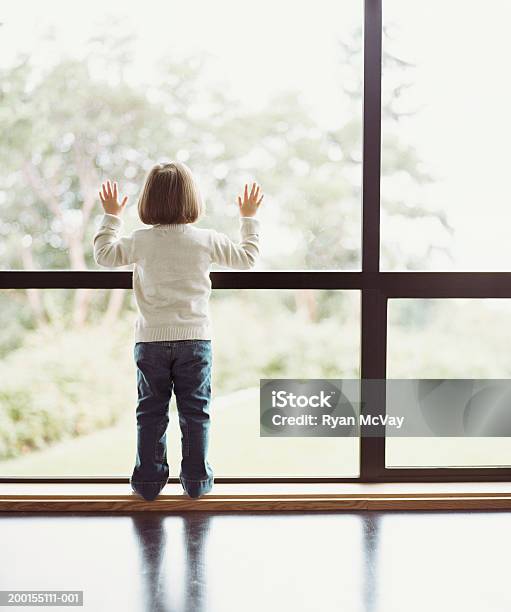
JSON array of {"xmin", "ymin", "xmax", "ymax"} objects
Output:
[{"xmin": 93, "ymin": 213, "xmax": 260, "ymax": 342}]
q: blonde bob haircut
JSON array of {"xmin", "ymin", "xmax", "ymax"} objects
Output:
[{"xmin": 137, "ymin": 161, "xmax": 204, "ymax": 225}]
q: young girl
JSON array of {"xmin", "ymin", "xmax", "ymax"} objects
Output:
[{"xmin": 93, "ymin": 161, "xmax": 263, "ymax": 501}]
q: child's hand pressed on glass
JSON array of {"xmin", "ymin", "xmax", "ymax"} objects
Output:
[
  {"xmin": 99, "ymin": 180, "xmax": 128, "ymax": 217},
  {"xmin": 238, "ymin": 182, "xmax": 264, "ymax": 217}
]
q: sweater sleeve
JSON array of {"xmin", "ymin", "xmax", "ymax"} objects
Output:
[
  {"xmin": 93, "ymin": 213, "xmax": 137, "ymax": 267},
  {"xmin": 210, "ymin": 216, "xmax": 260, "ymax": 270}
]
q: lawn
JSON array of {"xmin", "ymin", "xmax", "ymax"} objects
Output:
[{"xmin": 0, "ymin": 387, "xmax": 360, "ymax": 478}]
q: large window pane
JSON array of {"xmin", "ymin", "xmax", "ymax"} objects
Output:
[
  {"xmin": 387, "ymin": 299, "xmax": 511, "ymax": 467},
  {"xmin": 0, "ymin": 289, "xmax": 360, "ymax": 477},
  {"xmin": 0, "ymin": 0, "xmax": 362, "ymax": 271},
  {"xmin": 381, "ymin": 1, "xmax": 511, "ymax": 270}
]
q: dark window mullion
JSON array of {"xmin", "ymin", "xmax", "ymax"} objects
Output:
[{"xmin": 359, "ymin": 0, "xmax": 385, "ymax": 480}]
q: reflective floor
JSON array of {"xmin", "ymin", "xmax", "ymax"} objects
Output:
[{"xmin": 1, "ymin": 511, "xmax": 510, "ymax": 612}]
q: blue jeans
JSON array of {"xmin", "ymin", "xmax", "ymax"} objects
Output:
[{"xmin": 130, "ymin": 339, "xmax": 214, "ymax": 501}]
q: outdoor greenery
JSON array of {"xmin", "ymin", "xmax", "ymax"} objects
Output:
[{"xmin": 0, "ymin": 20, "xmax": 486, "ymax": 475}]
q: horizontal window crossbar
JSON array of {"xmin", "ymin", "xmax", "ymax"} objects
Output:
[
  {"xmin": 3, "ymin": 271, "xmax": 511, "ymax": 297},
  {"xmin": 3, "ymin": 471, "xmax": 511, "ymax": 483},
  {"xmin": 0, "ymin": 270, "xmax": 362, "ymax": 290}
]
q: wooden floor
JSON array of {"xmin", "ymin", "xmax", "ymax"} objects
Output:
[
  {"xmin": 1, "ymin": 510, "xmax": 510, "ymax": 611},
  {"xmin": 3, "ymin": 482, "xmax": 511, "ymax": 511}
]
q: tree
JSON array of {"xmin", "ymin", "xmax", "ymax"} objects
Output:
[
  {"xmin": 331, "ymin": 24, "xmax": 454, "ymax": 271},
  {"xmin": 0, "ymin": 21, "xmax": 451, "ymax": 333}
]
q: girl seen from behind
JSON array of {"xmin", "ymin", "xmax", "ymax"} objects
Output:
[{"xmin": 93, "ymin": 161, "xmax": 264, "ymax": 501}]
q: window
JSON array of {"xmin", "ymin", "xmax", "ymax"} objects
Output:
[
  {"xmin": 381, "ymin": 0, "xmax": 511, "ymax": 271},
  {"xmin": 0, "ymin": 0, "xmax": 362, "ymax": 272},
  {"xmin": 1, "ymin": 0, "xmax": 511, "ymax": 483},
  {"xmin": 387, "ymin": 299, "xmax": 511, "ymax": 468},
  {"xmin": 0, "ymin": 289, "xmax": 359, "ymax": 477}
]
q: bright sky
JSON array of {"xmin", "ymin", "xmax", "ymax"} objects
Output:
[
  {"xmin": 384, "ymin": 0, "xmax": 511, "ymax": 271},
  {"xmin": 0, "ymin": 0, "xmax": 361, "ymax": 128},
  {"xmin": 1, "ymin": 0, "xmax": 511, "ymax": 271}
]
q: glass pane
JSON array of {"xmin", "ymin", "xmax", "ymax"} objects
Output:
[
  {"xmin": 387, "ymin": 299, "xmax": 511, "ymax": 467},
  {"xmin": 0, "ymin": 0, "xmax": 362, "ymax": 271},
  {"xmin": 381, "ymin": 1, "xmax": 511, "ymax": 270},
  {"xmin": 0, "ymin": 289, "xmax": 360, "ymax": 477}
]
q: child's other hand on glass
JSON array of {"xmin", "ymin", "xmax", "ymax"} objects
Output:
[
  {"xmin": 99, "ymin": 180, "xmax": 128, "ymax": 217},
  {"xmin": 237, "ymin": 182, "xmax": 264, "ymax": 217}
]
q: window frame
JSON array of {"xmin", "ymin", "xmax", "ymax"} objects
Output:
[{"xmin": 2, "ymin": 0, "xmax": 511, "ymax": 483}]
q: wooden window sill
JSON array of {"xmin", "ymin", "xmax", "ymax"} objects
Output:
[{"xmin": 2, "ymin": 482, "xmax": 511, "ymax": 511}]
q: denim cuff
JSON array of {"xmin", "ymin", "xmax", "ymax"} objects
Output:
[{"xmin": 131, "ymin": 480, "xmax": 168, "ymax": 486}]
